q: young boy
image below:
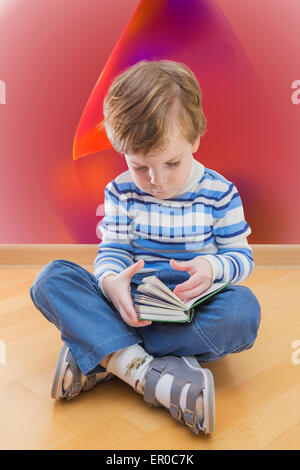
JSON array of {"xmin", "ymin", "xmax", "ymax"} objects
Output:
[{"xmin": 29, "ymin": 60, "xmax": 261, "ymax": 435}]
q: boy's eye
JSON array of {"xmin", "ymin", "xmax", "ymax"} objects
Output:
[
  {"xmin": 134, "ymin": 166, "xmax": 147, "ymax": 171},
  {"xmin": 133, "ymin": 160, "xmax": 180, "ymax": 171}
]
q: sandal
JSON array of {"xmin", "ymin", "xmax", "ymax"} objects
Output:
[
  {"xmin": 143, "ymin": 355, "xmax": 215, "ymax": 434},
  {"xmin": 51, "ymin": 343, "xmax": 114, "ymax": 400}
]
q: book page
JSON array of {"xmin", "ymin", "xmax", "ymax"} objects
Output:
[
  {"xmin": 135, "ymin": 304, "xmax": 185, "ymax": 317},
  {"xmin": 138, "ymin": 313, "xmax": 187, "ymax": 322},
  {"xmin": 141, "ymin": 275, "xmax": 186, "ymax": 308},
  {"xmin": 136, "ymin": 283, "xmax": 184, "ymax": 308},
  {"xmin": 133, "ymin": 294, "xmax": 183, "ymax": 310},
  {"xmin": 139, "ymin": 313, "xmax": 187, "ymax": 323},
  {"xmin": 184, "ymin": 282, "xmax": 230, "ymax": 309}
]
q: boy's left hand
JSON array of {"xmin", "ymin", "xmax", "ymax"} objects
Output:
[{"xmin": 170, "ymin": 257, "xmax": 213, "ymax": 302}]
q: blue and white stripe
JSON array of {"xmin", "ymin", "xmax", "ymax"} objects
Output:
[{"xmin": 94, "ymin": 165, "xmax": 254, "ymax": 297}]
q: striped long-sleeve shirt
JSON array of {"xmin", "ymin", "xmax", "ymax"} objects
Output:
[{"xmin": 94, "ymin": 159, "xmax": 254, "ymax": 298}]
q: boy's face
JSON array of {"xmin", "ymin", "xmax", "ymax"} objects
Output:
[{"xmin": 125, "ymin": 126, "xmax": 200, "ymax": 199}]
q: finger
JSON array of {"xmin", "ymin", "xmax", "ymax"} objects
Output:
[
  {"xmin": 134, "ymin": 319, "xmax": 152, "ymax": 328},
  {"xmin": 128, "ymin": 309, "xmax": 152, "ymax": 327},
  {"xmin": 125, "ymin": 315, "xmax": 151, "ymax": 328},
  {"xmin": 119, "ymin": 296, "xmax": 146, "ymax": 325},
  {"xmin": 174, "ymin": 272, "xmax": 202, "ymax": 293},
  {"xmin": 170, "ymin": 259, "xmax": 192, "ymax": 271},
  {"xmin": 123, "ymin": 259, "xmax": 144, "ymax": 280},
  {"xmin": 120, "ymin": 303, "xmax": 138, "ymax": 323},
  {"xmin": 120, "ymin": 306, "xmax": 151, "ymax": 327},
  {"xmin": 175, "ymin": 282, "xmax": 208, "ymax": 302}
]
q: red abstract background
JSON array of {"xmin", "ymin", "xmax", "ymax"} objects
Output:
[{"xmin": 0, "ymin": 0, "xmax": 299, "ymax": 243}]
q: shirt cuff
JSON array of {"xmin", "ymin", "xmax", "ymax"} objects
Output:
[
  {"xmin": 98, "ymin": 271, "xmax": 118, "ymax": 301},
  {"xmin": 200, "ymin": 254, "xmax": 223, "ymax": 283}
]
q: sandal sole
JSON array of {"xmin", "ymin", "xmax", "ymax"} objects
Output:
[{"xmin": 51, "ymin": 343, "xmax": 70, "ymax": 399}]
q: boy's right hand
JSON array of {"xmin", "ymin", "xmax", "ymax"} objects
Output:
[{"xmin": 101, "ymin": 259, "xmax": 152, "ymax": 328}]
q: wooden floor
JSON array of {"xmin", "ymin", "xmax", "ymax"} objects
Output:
[{"xmin": 0, "ymin": 265, "xmax": 300, "ymax": 450}]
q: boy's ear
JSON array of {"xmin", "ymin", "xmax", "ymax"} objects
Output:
[{"xmin": 191, "ymin": 135, "xmax": 201, "ymax": 153}]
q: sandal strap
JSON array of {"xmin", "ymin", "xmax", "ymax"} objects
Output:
[
  {"xmin": 185, "ymin": 379, "xmax": 206, "ymax": 432},
  {"xmin": 144, "ymin": 356, "xmax": 205, "ymax": 433},
  {"xmin": 143, "ymin": 363, "xmax": 162, "ymax": 407},
  {"xmin": 167, "ymin": 357, "xmax": 205, "ymax": 433},
  {"xmin": 83, "ymin": 374, "xmax": 97, "ymax": 391}
]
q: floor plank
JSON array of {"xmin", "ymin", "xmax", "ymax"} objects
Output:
[{"xmin": 0, "ymin": 266, "xmax": 299, "ymax": 450}]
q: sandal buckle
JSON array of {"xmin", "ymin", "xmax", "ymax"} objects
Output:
[
  {"xmin": 67, "ymin": 381, "xmax": 82, "ymax": 399},
  {"xmin": 183, "ymin": 408, "xmax": 197, "ymax": 430},
  {"xmin": 169, "ymin": 402, "xmax": 182, "ymax": 421},
  {"xmin": 83, "ymin": 375, "xmax": 96, "ymax": 391}
]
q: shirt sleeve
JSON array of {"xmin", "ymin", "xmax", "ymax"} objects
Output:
[
  {"xmin": 94, "ymin": 181, "xmax": 135, "ymax": 299},
  {"xmin": 201, "ymin": 183, "xmax": 254, "ymax": 284}
]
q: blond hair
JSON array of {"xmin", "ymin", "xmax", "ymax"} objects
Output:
[{"xmin": 102, "ymin": 60, "xmax": 207, "ymax": 156}]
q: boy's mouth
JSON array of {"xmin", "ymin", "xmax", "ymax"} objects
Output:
[
  {"xmin": 152, "ymin": 190, "xmax": 167, "ymax": 195},
  {"xmin": 151, "ymin": 188, "xmax": 166, "ymax": 193}
]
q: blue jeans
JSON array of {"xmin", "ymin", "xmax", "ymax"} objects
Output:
[{"xmin": 29, "ymin": 259, "xmax": 261, "ymax": 376}]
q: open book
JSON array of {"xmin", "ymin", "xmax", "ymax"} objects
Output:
[{"xmin": 133, "ymin": 275, "xmax": 231, "ymax": 323}]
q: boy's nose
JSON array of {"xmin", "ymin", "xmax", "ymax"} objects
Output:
[{"xmin": 149, "ymin": 169, "xmax": 167, "ymax": 186}]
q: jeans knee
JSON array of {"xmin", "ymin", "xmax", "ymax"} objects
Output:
[
  {"xmin": 33, "ymin": 259, "xmax": 72, "ymax": 285},
  {"xmin": 29, "ymin": 260, "xmax": 73, "ymax": 328},
  {"xmin": 242, "ymin": 286, "xmax": 261, "ymax": 337},
  {"xmin": 228, "ymin": 286, "xmax": 261, "ymax": 346},
  {"xmin": 29, "ymin": 259, "xmax": 69, "ymax": 301},
  {"xmin": 194, "ymin": 286, "xmax": 261, "ymax": 361}
]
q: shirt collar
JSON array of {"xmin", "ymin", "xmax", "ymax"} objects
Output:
[{"xmin": 172, "ymin": 157, "xmax": 205, "ymax": 197}]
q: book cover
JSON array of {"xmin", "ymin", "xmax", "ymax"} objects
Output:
[{"xmin": 133, "ymin": 275, "xmax": 231, "ymax": 323}]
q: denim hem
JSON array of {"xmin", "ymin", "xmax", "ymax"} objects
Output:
[
  {"xmin": 195, "ymin": 337, "xmax": 257, "ymax": 363},
  {"xmin": 67, "ymin": 334, "xmax": 142, "ymax": 376}
]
